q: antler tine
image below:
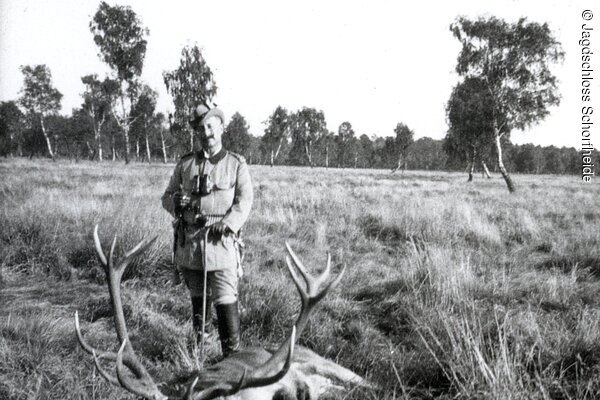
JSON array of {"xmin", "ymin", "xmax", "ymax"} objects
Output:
[
  {"xmin": 118, "ymin": 236, "xmax": 158, "ymax": 272},
  {"xmin": 93, "ymin": 225, "xmax": 108, "ymax": 267},
  {"xmin": 191, "ymin": 371, "xmax": 246, "ymax": 400},
  {"xmin": 75, "ymin": 311, "xmax": 95, "ymax": 355},
  {"xmin": 75, "ymin": 311, "xmax": 117, "ymax": 361},
  {"xmin": 285, "ymin": 243, "xmax": 343, "ymax": 302},
  {"xmin": 285, "ymin": 255, "xmax": 309, "ymax": 305},
  {"xmin": 77, "ymin": 310, "xmax": 163, "ymax": 390},
  {"xmin": 109, "ymin": 235, "xmax": 117, "ymax": 272},
  {"xmin": 189, "ymin": 327, "xmax": 296, "ymax": 400},
  {"xmin": 285, "ymin": 242, "xmax": 311, "ymax": 288},
  {"xmin": 314, "ymin": 263, "xmax": 346, "ymax": 304},
  {"xmin": 93, "ymin": 349, "xmax": 120, "ymax": 387},
  {"xmin": 242, "ymin": 244, "xmax": 343, "ymax": 387},
  {"xmin": 77, "ymin": 311, "xmax": 149, "ymax": 391},
  {"xmin": 243, "ymin": 326, "xmax": 296, "ymax": 388},
  {"xmin": 116, "ymin": 340, "xmax": 166, "ymax": 400},
  {"xmin": 191, "ymin": 383, "xmax": 237, "ymax": 400},
  {"xmin": 320, "ymin": 252, "xmax": 332, "ymax": 285}
]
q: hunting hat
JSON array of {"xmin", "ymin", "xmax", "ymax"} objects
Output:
[{"xmin": 189, "ymin": 104, "xmax": 225, "ymax": 125}]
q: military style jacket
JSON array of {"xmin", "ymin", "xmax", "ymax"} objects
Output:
[{"xmin": 161, "ymin": 149, "xmax": 253, "ymax": 271}]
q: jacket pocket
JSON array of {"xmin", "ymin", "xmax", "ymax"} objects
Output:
[{"xmin": 214, "ymin": 176, "xmax": 234, "ymax": 191}]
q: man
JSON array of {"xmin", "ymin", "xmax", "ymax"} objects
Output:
[{"xmin": 161, "ymin": 105, "xmax": 253, "ymax": 357}]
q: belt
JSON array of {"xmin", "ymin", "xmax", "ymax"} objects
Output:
[{"xmin": 187, "ymin": 213, "xmax": 226, "ymax": 228}]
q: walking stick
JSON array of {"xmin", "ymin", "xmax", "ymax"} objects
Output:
[{"xmin": 199, "ymin": 227, "xmax": 210, "ymax": 364}]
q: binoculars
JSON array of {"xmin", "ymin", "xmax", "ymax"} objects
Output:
[{"xmin": 192, "ymin": 174, "xmax": 213, "ymax": 196}]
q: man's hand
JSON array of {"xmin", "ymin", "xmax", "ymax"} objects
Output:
[
  {"xmin": 173, "ymin": 192, "xmax": 191, "ymax": 213},
  {"xmin": 210, "ymin": 221, "xmax": 230, "ymax": 237}
]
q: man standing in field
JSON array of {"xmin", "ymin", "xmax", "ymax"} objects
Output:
[{"xmin": 161, "ymin": 105, "xmax": 253, "ymax": 357}]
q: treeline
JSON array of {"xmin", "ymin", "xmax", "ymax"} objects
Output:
[
  {"xmin": 0, "ymin": 98, "xmax": 589, "ymax": 175},
  {"xmin": 0, "ymin": 2, "xmax": 589, "ymax": 180}
]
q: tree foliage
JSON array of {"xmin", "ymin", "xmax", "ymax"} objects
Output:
[
  {"xmin": 336, "ymin": 121, "xmax": 355, "ymax": 168},
  {"xmin": 391, "ymin": 122, "xmax": 414, "ymax": 172},
  {"xmin": 444, "ymin": 77, "xmax": 496, "ymax": 177},
  {"xmin": 81, "ymin": 74, "xmax": 118, "ymax": 160},
  {"xmin": 394, "ymin": 123, "xmax": 414, "ymax": 158},
  {"xmin": 130, "ymin": 84, "xmax": 158, "ymax": 162},
  {"xmin": 451, "ymin": 17, "xmax": 564, "ymax": 132},
  {"xmin": 81, "ymin": 74, "xmax": 117, "ymax": 119},
  {"xmin": 0, "ymin": 101, "xmax": 25, "ymax": 156},
  {"xmin": 18, "ymin": 65, "xmax": 62, "ymax": 116},
  {"xmin": 288, "ymin": 107, "xmax": 327, "ymax": 166},
  {"xmin": 131, "ymin": 85, "xmax": 157, "ymax": 129},
  {"xmin": 90, "ymin": 1, "xmax": 148, "ymax": 82},
  {"xmin": 223, "ymin": 112, "xmax": 251, "ymax": 157},
  {"xmin": 163, "ymin": 45, "xmax": 217, "ymax": 152},
  {"xmin": 262, "ymin": 106, "xmax": 289, "ymax": 166}
]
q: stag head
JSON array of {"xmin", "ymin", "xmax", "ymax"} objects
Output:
[{"xmin": 75, "ymin": 226, "xmax": 363, "ymax": 399}]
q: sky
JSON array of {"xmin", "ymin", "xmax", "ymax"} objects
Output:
[{"xmin": 0, "ymin": 0, "xmax": 598, "ymax": 149}]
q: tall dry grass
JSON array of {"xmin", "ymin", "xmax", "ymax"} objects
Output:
[{"xmin": 1, "ymin": 158, "xmax": 600, "ymax": 399}]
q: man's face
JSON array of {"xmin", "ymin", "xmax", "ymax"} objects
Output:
[{"xmin": 197, "ymin": 115, "xmax": 224, "ymax": 149}]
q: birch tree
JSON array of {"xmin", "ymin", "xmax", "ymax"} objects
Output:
[
  {"xmin": 90, "ymin": 1, "xmax": 148, "ymax": 164},
  {"xmin": 81, "ymin": 74, "xmax": 118, "ymax": 161},
  {"xmin": 18, "ymin": 65, "xmax": 62, "ymax": 160},
  {"xmin": 450, "ymin": 16, "xmax": 564, "ymax": 192},
  {"xmin": 262, "ymin": 106, "xmax": 289, "ymax": 167}
]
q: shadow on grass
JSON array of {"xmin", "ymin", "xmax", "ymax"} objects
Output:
[{"xmin": 536, "ymin": 256, "xmax": 600, "ymax": 279}]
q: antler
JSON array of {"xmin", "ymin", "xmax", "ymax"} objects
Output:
[
  {"xmin": 236, "ymin": 243, "xmax": 346, "ymax": 386},
  {"xmin": 186, "ymin": 328, "xmax": 295, "ymax": 400},
  {"xmin": 75, "ymin": 225, "xmax": 166, "ymax": 400},
  {"xmin": 75, "ymin": 228, "xmax": 345, "ymax": 400},
  {"xmin": 185, "ymin": 243, "xmax": 344, "ymax": 399}
]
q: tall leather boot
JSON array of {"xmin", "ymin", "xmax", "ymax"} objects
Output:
[
  {"xmin": 215, "ymin": 302, "xmax": 241, "ymax": 357},
  {"xmin": 191, "ymin": 295, "xmax": 213, "ymax": 343}
]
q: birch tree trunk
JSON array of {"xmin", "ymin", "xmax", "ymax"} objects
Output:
[
  {"xmin": 468, "ymin": 148, "xmax": 476, "ymax": 182},
  {"xmin": 145, "ymin": 133, "xmax": 151, "ymax": 164},
  {"xmin": 304, "ymin": 142, "xmax": 313, "ymax": 167},
  {"xmin": 160, "ymin": 128, "xmax": 168, "ymax": 164},
  {"xmin": 111, "ymin": 132, "xmax": 116, "ymax": 161},
  {"xmin": 39, "ymin": 115, "xmax": 55, "ymax": 160},
  {"xmin": 86, "ymin": 140, "xmax": 95, "ymax": 160},
  {"xmin": 494, "ymin": 130, "xmax": 516, "ymax": 192},
  {"xmin": 481, "ymin": 161, "xmax": 492, "ymax": 179},
  {"xmin": 97, "ymin": 115, "xmax": 105, "ymax": 161},
  {"xmin": 120, "ymin": 94, "xmax": 132, "ymax": 164}
]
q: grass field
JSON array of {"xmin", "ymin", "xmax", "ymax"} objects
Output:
[{"xmin": 1, "ymin": 158, "xmax": 600, "ymax": 399}]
